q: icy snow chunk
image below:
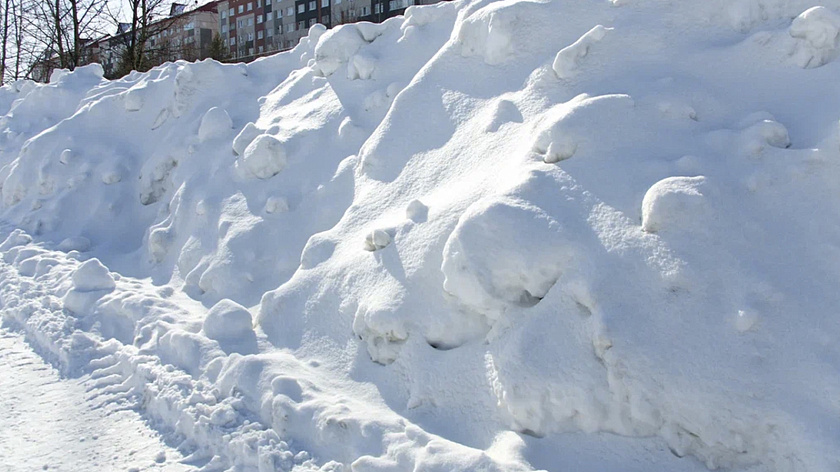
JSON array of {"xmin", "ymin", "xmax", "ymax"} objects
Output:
[
  {"xmin": 353, "ymin": 302, "xmax": 408, "ymax": 364},
  {"xmin": 49, "ymin": 69, "xmax": 70, "ymax": 84},
  {"xmin": 532, "ymin": 93, "xmax": 633, "ymax": 163},
  {"xmin": 406, "ymin": 199, "xmax": 428, "ymax": 222},
  {"xmin": 65, "ymin": 258, "xmax": 117, "ymax": 312},
  {"xmin": 204, "ymin": 299, "xmax": 254, "ymax": 341},
  {"xmin": 641, "ymin": 176, "xmax": 708, "ymax": 233},
  {"xmin": 541, "ymin": 139, "xmax": 577, "ymax": 164},
  {"xmin": 123, "ymin": 88, "xmax": 144, "ymax": 112},
  {"xmin": 442, "ymin": 197, "xmax": 580, "ymax": 318},
  {"xmin": 198, "ymin": 107, "xmax": 233, "ymax": 143},
  {"xmin": 232, "ymin": 122, "xmax": 261, "ymax": 156},
  {"xmin": 789, "ymin": 6, "xmax": 840, "ymax": 68},
  {"xmin": 239, "ymin": 134, "xmax": 287, "ymax": 179},
  {"xmin": 347, "ymin": 53, "xmax": 376, "ymax": 80},
  {"xmin": 0, "ymin": 229, "xmax": 32, "ymax": 251},
  {"xmin": 59, "ymin": 149, "xmax": 74, "ymax": 165},
  {"xmin": 57, "ymin": 237, "xmax": 90, "ymax": 252},
  {"xmin": 741, "ymin": 119, "xmax": 790, "ymax": 155},
  {"xmin": 363, "ymin": 229, "xmax": 392, "ymax": 251},
  {"xmin": 265, "ymin": 196, "xmax": 289, "ymax": 214},
  {"xmin": 72, "ymin": 258, "xmax": 116, "ymax": 292},
  {"xmin": 148, "ymin": 227, "xmax": 173, "ymax": 263},
  {"xmin": 735, "ymin": 309, "xmax": 759, "ymax": 332},
  {"xmin": 456, "ymin": 2, "xmax": 517, "ymax": 65},
  {"xmin": 553, "ymin": 25, "xmax": 612, "ymax": 79},
  {"xmin": 271, "ymin": 376, "xmax": 303, "ymax": 401},
  {"xmin": 313, "ymin": 25, "xmax": 368, "ymax": 77}
]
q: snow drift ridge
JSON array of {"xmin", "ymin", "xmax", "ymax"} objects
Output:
[{"xmin": 1, "ymin": 0, "xmax": 840, "ymax": 471}]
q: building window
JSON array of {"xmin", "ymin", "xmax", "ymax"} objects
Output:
[
  {"xmin": 335, "ymin": 0, "xmax": 341, "ymax": 4},
  {"xmin": 361, "ymin": 5, "xmax": 369, "ymax": 15},
  {"xmin": 257, "ymin": 30, "xmax": 264, "ymax": 39},
  {"xmin": 276, "ymin": 10, "xmax": 282, "ymax": 18},
  {"xmin": 267, "ymin": 28, "xmax": 273, "ymax": 36},
  {"xmin": 229, "ymin": 8, "xmax": 234, "ymax": 16},
  {"xmin": 257, "ymin": 0, "xmax": 262, "ymax": 6},
  {"xmin": 248, "ymin": 18, "xmax": 254, "ymax": 25},
  {"xmin": 238, "ymin": 5, "xmax": 244, "ymax": 13},
  {"xmin": 247, "ymin": 2, "xmax": 253, "ymax": 11},
  {"xmin": 308, "ymin": 0, "xmax": 316, "ymax": 10},
  {"xmin": 287, "ymin": 23, "xmax": 294, "ymax": 31},
  {"xmin": 221, "ymin": 10, "xmax": 227, "ymax": 19},
  {"xmin": 321, "ymin": 15, "xmax": 329, "ymax": 23},
  {"xmin": 238, "ymin": 19, "xmax": 244, "ymax": 28},
  {"xmin": 230, "ymin": 37, "xmax": 236, "ymax": 45},
  {"xmin": 257, "ymin": 14, "xmax": 263, "ymax": 23},
  {"xmin": 287, "ymin": 6, "xmax": 294, "ymax": 15},
  {"xmin": 248, "ymin": 32, "xmax": 254, "ymax": 40},
  {"xmin": 308, "ymin": 18, "xmax": 315, "ymax": 26},
  {"xmin": 298, "ymin": 20, "xmax": 305, "ymax": 30},
  {"xmin": 222, "ymin": 24, "xmax": 228, "ymax": 32},
  {"xmin": 374, "ymin": 3, "xmax": 381, "ymax": 13},
  {"xmin": 258, "ymin": 46, "xmax": 264, "ymax": 53},
  {"xmin": 321, "ymin": 0, "xmax": 329, "ymax": 6}
]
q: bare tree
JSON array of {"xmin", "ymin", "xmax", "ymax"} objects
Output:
[
  {"xmin": 3, "ymin": 0, "xmax": 108, "ymax": 82},
  {"xmin": 108, "ymin": 0, "xmax": 174, "ymax": 77},
  {"xmin": 1, "ymin": 0, "xmax": 9, "ymax": 82}
]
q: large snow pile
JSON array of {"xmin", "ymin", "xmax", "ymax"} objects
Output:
[{"xmin": 1, "ymin": 0, "xmax": 839, "ymax": 471}]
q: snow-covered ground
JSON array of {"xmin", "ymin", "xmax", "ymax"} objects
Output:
[
  {"xmin": 2, "ymin": 0, "xmax": 840, "ymax": 471},
  {"xmin": 0, "ymin": 329, "xmax": 194, "ymax": 472}
]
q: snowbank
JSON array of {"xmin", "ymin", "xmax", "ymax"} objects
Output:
[{"xmin": 1, "ymin": 0, "xmax": 840, "ymax": 471}]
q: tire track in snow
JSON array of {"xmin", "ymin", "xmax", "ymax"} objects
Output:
[
  {"xmin": 0, "ymin": 329, "xmax": 195, "ymax": 472},
  {"xmin": 0, "ymin": 238, "xmax": 317, "ymax": 472}
]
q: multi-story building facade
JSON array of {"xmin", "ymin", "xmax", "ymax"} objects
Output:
[
  {"xmin": 35, "ymin": 0, "xmax": 444, "ymax": 81},
  {"xmin": 218, "ymin": 0, "xmax": 443, "ymax": 61},
  {"xmin": 96, "ymin": 3, "xmax": 220, "ymax": 77}
]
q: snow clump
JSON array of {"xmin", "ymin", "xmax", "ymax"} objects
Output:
[
  {"xmin": 203, "ymin": 299, "xmax": 254, "ymax": 341},
  {"xmin": 363, "ymin": 229, "xmax": 391, "ymax": 251},
  {"xmin": 232, "ymin": 122, "xmax": 262, "ymax": 156},
  {"xmin": 71, "ymin": 258, "xmax": 116, "ymax": 292},
  {"xmin": 239, "ymin": 134, "xmax": 287, "ymax": 179},
  {"xmin": 198, "ymin": 107, "xmax": 234, "ymax": 143},
  {"xmin": 789, "ymin": 6, "xmax": 840, "ymax": 68},
  {"xmin": 553, "ymin": 25, "xmax": 612, "ymax": 79},
  {"xmin": 63, "ymin": 258, "xmax": 116, "ymax": 314},
  {"xmin": 313, "ymin": 25, "xmax": 368, "ymax": 77},
  {"xmin": 641, "ymin": 176, "xmax": 708, "ymax": 233}
]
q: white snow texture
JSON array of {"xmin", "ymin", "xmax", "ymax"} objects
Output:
[{"xmin": 1, "ymin": 1, "xmax": 840, "ymax": 471}]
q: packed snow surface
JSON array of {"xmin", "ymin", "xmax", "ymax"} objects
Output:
[{"xmin": 1, "ymin": 0, "xmax": 840, "ymax": 471}]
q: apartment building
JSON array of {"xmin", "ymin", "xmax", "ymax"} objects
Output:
[
  {"xmin": 218, "ymin": 0, "xmax": 443, "ymax": 61},
  {"xmin": 97, "ymin": 3, "xmax": 221, "ymax": 77}
]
